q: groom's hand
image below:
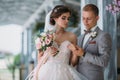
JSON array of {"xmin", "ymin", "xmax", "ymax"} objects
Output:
[
  {"xmin": 73, "ymin": 46, "xmax": 85, "ymax": 57},
  {"xmin": 68, "ymin": 44, "xmax": 85, "ymax": 57}
]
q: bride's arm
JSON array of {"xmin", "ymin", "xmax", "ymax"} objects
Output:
[
  {"xmin": 70, "ymin": 52, "xmax": 79, "ymax": 66},
  {"xmin": 37, "ymin": 50, "xmax": 43, "ymax": 64},
  {"xmin": 69, "ymin": 35, "xmax": 79, "ymax": 66}
]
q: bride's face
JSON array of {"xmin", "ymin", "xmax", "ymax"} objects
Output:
[{"xmin": 54, "ymin": 12, "xmax": 70, "ymax": 28}]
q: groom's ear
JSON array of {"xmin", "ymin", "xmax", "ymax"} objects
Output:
[{"xmin": 96, "ymin": 16, "xmax": 99, "ymax": 21}]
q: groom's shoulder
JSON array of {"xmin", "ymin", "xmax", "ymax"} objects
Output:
[
  {"xmin": 98, "ymin": 28, "xmax": 110, "ymax": 35},
  {"xmin": 97, "ymin": 30, "xmax": 111, "ymax": 39}
]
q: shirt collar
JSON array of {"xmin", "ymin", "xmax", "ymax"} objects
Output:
[
  {"xmin": 84, "ymin": 25, "xmax": 97, "ymax": 34},
  {"xmin": 85, "ymin": 25, "xmax": 97, "ymax": 31},
  {"xmin": 90, "ymin": 25, "xmax": 97, "ymax": 32}
]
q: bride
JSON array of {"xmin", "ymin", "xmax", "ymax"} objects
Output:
[{"xmin": 26, "ymin": 5, "xmax": 88, "ymax": 80}]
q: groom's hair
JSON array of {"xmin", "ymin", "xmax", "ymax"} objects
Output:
[
  {"xmin": 50, "ymin": 5, "xmax": 71, "ymax": 25},
  {"xmin": 83, "ymin": 4, "xmax": 99, "ymax": 16}
]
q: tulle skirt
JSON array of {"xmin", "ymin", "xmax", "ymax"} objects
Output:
[{"xmin": 38, "ymin": 60, "xmax": 88, "ymax": 80}]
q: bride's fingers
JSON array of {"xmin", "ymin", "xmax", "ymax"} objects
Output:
[
  {"xmin": 68, "ymin": 44, "xmax": 76, "ymax": 51},
  {"xmin": 51, "ymin": 49, "xmax": 59, "ymax": 56}
]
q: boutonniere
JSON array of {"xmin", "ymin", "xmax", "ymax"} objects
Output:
[{"xmin": 91, "ymin": 31, "xmax": 97, "ymax": 38}]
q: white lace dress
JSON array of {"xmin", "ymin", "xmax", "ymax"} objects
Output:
[{"xmin": 37, "ymin": 40, "xmax": 88, "ymax": 80}]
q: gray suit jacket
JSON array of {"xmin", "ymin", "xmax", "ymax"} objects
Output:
[{"xmin": 77, "ymin": 27, "xmax": 112, "ymax": 80}]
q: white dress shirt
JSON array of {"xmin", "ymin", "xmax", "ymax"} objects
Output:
[{"xmin": 83, "ymin": 26, "xmax": 97, "ymax": 47}]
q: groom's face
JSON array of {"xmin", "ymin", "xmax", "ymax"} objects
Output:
[{"xmin": 82, "ymin": 11, "xmax": 99, "ymax": 30}]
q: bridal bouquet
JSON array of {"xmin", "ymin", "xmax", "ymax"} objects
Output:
[{"xmin": 35, "ymin": 30, "xmax": 55, "ymax": 51}]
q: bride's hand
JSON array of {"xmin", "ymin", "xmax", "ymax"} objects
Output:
[
  {"xmin": 68, "ymin": 44, "xmax": 77, "ymax": 52},
  {"xmin": 46, "ymin": 46, "xmax": 58, "ymax": 56},
  {"xmin": 51, "ymin": 46, "xmax": 58, "ymax": 56}
]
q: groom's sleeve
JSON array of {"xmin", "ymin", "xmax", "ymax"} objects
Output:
[{"xmin": 82, "ymin": 33, "xmax": 112, "ymax": 67}]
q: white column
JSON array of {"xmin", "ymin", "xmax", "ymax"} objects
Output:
[{"xmin": 97, "ymin": 0, "xmax": 103, "ymax": 30}]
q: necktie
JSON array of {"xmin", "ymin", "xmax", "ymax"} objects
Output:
[{"xmin": 84, "ymin": 30, "xmax": 91, "ymax": 34}]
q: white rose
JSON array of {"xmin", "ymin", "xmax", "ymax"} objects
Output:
[{"xmin": 91, "ymin": 31, "xmax": 97, "ymax": 38}]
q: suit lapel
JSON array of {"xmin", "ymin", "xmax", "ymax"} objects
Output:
[
  {"xmin": 83, "ymin": 27, "xmax": 100, "ymax": 50},
  {"xmin": 79, "ymin": 34, "xmax": 85, "ymax": 48},
  {"xmin": 83, "ymin": 37, "xmax": 92, "ymax": 49}
]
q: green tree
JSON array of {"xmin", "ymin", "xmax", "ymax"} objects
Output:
[{"xmin": 6, "ymin": 54, "xmax": 20, "ymax": 80}]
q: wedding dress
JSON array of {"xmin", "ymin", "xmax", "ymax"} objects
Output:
[
  {"xmin": 25, "ymin": 11, "xmax": 88, "ymax": 80},
  {"xmin": 37, "ymin": 40, "xmax": 88, "ymax": 80}
]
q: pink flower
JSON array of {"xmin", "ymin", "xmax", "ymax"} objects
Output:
[
  {"xmin": 106, "ymin": 0, "xmax": 120, "ymax": 15},
  {"xmin": 118, "ymin": 1, "xmax": 120, "ymax": 6},
  {"xmin": 35, "ymin": 38, "xmax": 42, "ymax": 49},
  {"xmin": 45, "ymin": 38, "xmax": 51, "ymax": 45},
  {"xmin": 35, "ymin": 31, "xmax": 55, "ymax": 51},
  {"xmin": 36, "ymin": 43, "xmax": 42, "ymax": 49}
]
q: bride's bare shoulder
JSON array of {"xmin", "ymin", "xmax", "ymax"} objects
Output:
[
  {"xmin": 66, "ymin": 31, "xmax": 77, "ymax": 44},
  {"xmin": 67, "ymin": 31, "xmax": 77, "ymax": 38}
]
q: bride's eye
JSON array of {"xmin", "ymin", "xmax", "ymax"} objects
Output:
[
  {"xmin": 67, "ymin": 18, "xmax": 70, "ymax": 21},
  {"xmin": 61, "ymin": 17, "xmax": 66, "ymax": 20},
  {"xmin": 61, "ymin": 17, "xmax": 70, "ymax": 21}
]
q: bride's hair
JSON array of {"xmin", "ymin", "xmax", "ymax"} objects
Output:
[{"xmin": 50, "ymin": 5, "xmax": 71, "ymax": 25}]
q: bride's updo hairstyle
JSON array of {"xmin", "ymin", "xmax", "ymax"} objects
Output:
[{"xmin": 50, "ymin": 5, "xmax": 71, "ymax": 25}]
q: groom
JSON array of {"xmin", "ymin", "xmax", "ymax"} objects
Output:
[{"xmin": 70, "ymin": 4, "xmax": 112, "ymax": 80}]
